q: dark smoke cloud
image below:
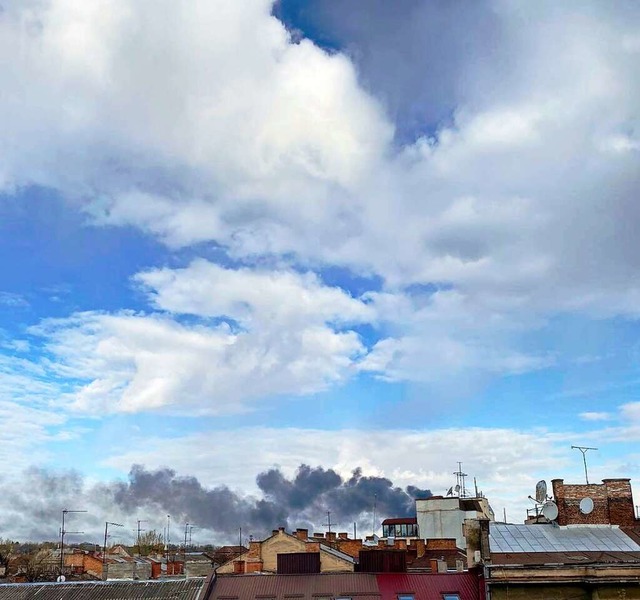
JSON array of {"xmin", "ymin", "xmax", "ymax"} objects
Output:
[
  {"xmin": 111, "ymin": 464, "xmax": 431, "ymax": 538},
  {"xmin": 0, "ymin": 464, "xmax": 431, "ymax": 542}
]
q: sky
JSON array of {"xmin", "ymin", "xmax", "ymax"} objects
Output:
[{"xmin": 1, "ymin": 0, "xmax": 640, "ymax": 545}]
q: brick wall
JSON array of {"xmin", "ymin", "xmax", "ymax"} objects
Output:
[
  {"xmin": 552, "ymin": 478, "xmax": 637, "ymax": 526},
  {"xmin": 426, "ymin": 538, "xmax": 458, "ymax": 550}
]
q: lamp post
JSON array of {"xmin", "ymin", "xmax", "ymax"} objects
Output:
[{"xmin": 59, "ymin": 509, "xmax": 87, "ymax": 580}]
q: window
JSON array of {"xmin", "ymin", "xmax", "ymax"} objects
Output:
[
  {"xmin": 443, "ymin": 594, "xmax": 460, "ymax": 600},
  {"xmin": 398, "ymin": 594, "xmax": 415, "ymax": 600}
]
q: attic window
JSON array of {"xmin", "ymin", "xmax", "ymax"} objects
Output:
[
  {"xmin": 398, "ymin": 595, "xmax": 415, "ymax": 600},
  {"xmin": 443, "ymin": 595, "xmax": 460, "ymax": 600}
]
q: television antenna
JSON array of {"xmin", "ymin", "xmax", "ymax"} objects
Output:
[
  {"xmin": 136, "ymin": 519, "xmax": 148, "ymax": 555},
  {"xmin": 59, "ymin": 509, "xmax": 87, "ymax": 579},
  {"xmin": 103, "ymin": 522, "xmax": 124, "ymax": 568},
  {"xmin": 453, "ymin": 462, "xmax": 468, "ymax": 497},
  {"xmin": 571, "ymin": 445, "xmax": 598, "ymax": 484}
]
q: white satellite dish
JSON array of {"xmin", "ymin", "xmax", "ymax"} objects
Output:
[
  {"xmin": 454, "ymin": 484, "xmax": 461, "ymax": 493},
  {"xmin": 579, "ymin": 497, "xmax": 594, "ymax": 515},
  {"xmin": 56, "ymin": 575, "xmax": 66, "ymax": 583},
  {"xmin": 535, "ymin": 480, "xmax": 547, "ymax": 503},
  {"xmin": 542, "ymin": 500, "xmax": 558, "ymax": 521}
]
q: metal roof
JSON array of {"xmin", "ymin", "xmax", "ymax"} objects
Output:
[
  {"xmin": 211, "ymin": 573, "xmax": 381, "ymax": 600},
  {"xmin": 491, "ymin": 550, "xmax": 640, "ymax": 566},
  {"xmin": 210, "ymin": 572, "xmax": 482, "ymax": 600},
  {"xmin": 490, "ymin": 523, "xmax": 640, "ymax": 554},
  {"xmin": 0, "ymin": 578, "xmax": 206, "ymax": 600},
  {"xmin": 376, "ymin": 572, "xmax": 482, "ymax": 600},
  {"xmin": 381, "ymin": 518, "xmax": 417, "ymax": 525}
]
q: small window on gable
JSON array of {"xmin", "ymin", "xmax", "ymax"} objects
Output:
[
  {"xmin": 443, "ymin": 594, "xmax": 460, "ymax": 600},
  {"xmin": 398, "ymin": 594, "xmax": 415, "ymax": 600}
]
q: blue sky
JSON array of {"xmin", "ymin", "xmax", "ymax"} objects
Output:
[{"xmin": 1, "ymin": 0, "xmax": 640, "ymax": 542}]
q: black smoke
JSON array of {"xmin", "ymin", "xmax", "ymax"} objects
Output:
[{"xmin": 111, "ymin": 463, "xmax": 431, "ymax": 538}]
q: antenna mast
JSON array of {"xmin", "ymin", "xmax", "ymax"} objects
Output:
[
  {"xmin": 453, "ymin": 462, "xmax": 468, "ymax": 497},
  {"xmin": 571, "ymin": 445, "xmax": 598, "ymax": 484}
]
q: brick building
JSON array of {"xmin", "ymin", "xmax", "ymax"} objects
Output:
[{"xmin": 551, "ymin": 478, "xmax": 638, "ymax": 526}]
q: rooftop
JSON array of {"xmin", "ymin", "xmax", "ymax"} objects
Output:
[{"xmin": 490, "ymin": 523, "xmax": 640, "ymax": 554}]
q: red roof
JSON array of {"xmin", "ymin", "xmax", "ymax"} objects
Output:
[
  {"xmin": 209, "ymin": 571, "xmax": 484, "ymax": 600},
  {"xmin": 382, "ymin": 517, "xmax": 418, "ymax": 525},
  {"xmin": 376, "ymin": 572, "xmax": 483, "ymax": 600},
  {"xmin": 211, "ymin": 573, "xmax": 380, "ymax": 600}
]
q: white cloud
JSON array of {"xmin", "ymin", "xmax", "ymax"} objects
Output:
[
  {"xmin": 30, "ymin": 260, "xmax": 376, "ymax": 414},
  {"xmin": 0, "ymin": 2, "xmax": 638, "ymax": 398},
  {"xmin": 579, "ymin": 411, "xmax": 612, "ymax": 421}
]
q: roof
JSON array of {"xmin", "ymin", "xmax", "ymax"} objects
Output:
[
  {"xmin": 382, "ymin": 518, "xmax": 418, "ymax": 525},
  {"xmin": 211, "ymin": 572, "xmax": 482, "ymax": 600},
  {"xmin": 211, "ymin": 573, "xmax": 380, "ymax": 600},
  {"xmin": 0, "ymin": 578, "xmax": 206, "ymax": 600},
  {"xmin": 319, "ymin": 543, "xmax": 356, "ymax": 564},
  {"xmin": 490, "ymin": 523, "xmax": 640, "ymax": 554},
  {"xmin": 376, "ymin": 572, "xmax": 481, "ymax": 600},
  {"xmin": 491, "ymin": 550, "xmax": 640, "ymax": 566}
]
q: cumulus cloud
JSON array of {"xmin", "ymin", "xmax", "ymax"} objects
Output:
[
  {"xmin": 0, "ymin": 0, "xmax": 639, "ymax": 396},
  {"xmin": 27, "ymin": 260, "xmax": 377, "ymax": 414}
]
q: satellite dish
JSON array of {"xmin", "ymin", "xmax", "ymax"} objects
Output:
[
  {"xmin": 535, "ymin": 480, "xmax": 547, "ymax": 503},
  {"xmin": 454, "ymin": 484, "xmax": 461, "ymax": 493},
  {"xmin": 446, "ymin": 487, "xmax": 453, "ymax": 496},
  {"xmin": 542, "ymin": 501, "xmax": 558, "ymax": 521},
  {"xmin": 57, "ymin": 575, "xmax": 66, "ymax": 583},
  {"xmin": 579, "ymin": 497, "xmax": 594, "ymax": 515}
]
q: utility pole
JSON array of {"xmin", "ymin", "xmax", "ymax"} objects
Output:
[
  {"xmin": 571, "ymin": 445, "xmax": 598, "ymax": 484},
  {"xmin": 59, "ymin": 509, "xmax": 87, "ymax": 580}
]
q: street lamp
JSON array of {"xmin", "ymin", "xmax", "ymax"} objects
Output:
[{"xmin": 59, "ymin": 509, "xmax": 87, "ymax": 580}]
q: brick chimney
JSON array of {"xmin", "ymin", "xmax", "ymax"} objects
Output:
[
  {"xmin": 552, "ymin": 478, "xmax": 637, "ymax": 526},
  {"xmin": 338, "ymin": 532, "xmax": 349, "ymax": 540},
  {"xmin": 326, "ymin": 531, "xmax": 337, "ymax": 543},
  {"xmin": 294, "ymin": 528, "xmax": 308, "ymax": 541}
]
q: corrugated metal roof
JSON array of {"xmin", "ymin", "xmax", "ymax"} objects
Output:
[
  {"xmin": 490, "ymin": 523, "xmax": 640, "ymax": 554},
  {"xmin": 211, "ymin": 573, "xmax": 380, "ymax": 600},
  {"xmin": 0, "ymin": 578, "xmax": 206, "ymax": 600},
  {"xmin": 376, "ymin": 572, "xmax": 482, "ymax": 600}
]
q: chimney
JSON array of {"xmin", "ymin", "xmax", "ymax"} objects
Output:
[
  {"xmin": 429, "ymin": 559, "xmax": 438, "ymax": 573},
  {"xmin": 272, "ymin": 530, "xmax": 279, "ymax": 536},
  {"xmin": 295, "ymin": 528, "xmax": 309, "ymax": 541},
  {"xmin": 414, "ymin": 539, "xmax": 426, "ymax": 558},
  {"xmin": 326, "ymin": 532, "xmax": 336, "ymax": 543},
  {"xmin": 233, "ymin": 560, "xmax": 245, "ymax": 574},
  {"xmin": 338, "ymin": 532, "xmax": 348, "ymax": 540},
  {"xmin": 278, "ymin": 527, "xmax": 286, "ymax": 533}
]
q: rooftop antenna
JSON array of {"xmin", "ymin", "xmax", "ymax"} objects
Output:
[
  {"xmin": 103, "ymin": 522, "xmax": 124, "ymax": 570},
  {"xmin": 136, "ymin": 519, "xmax": 148, "ymax": 556},
  {"xmin": 571, "ymin": 445, "xmax": 598, "ymax": 484},
  {"xmin": 324, "ymin": 511, "xmax": 334, "ymax": 535},
  {"xmin": 453, "ymin": 462, "xmax": 468, "ymax": 497},
  {"xmin": 372, "ymin": 494, "xmax": 377, "ymax": 536},
  {"xmin": 59, "ymin": 509, "xmax": 87, "ymax": 580}
]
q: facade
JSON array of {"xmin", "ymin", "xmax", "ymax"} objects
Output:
[
  {"xmin": 382, "ymin": 517, "xmax": 419, "ymax": 539},
  {"xmin": 551, "ymin": 478, "xmax": 638, "ymax": 527},
  {"xmin": 216, "ymin": 528, "xmax": 355, "ymax": 574},
  {"xmin": 416, "ymin": 496, "xmax": 494, "ymax": 550}
]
